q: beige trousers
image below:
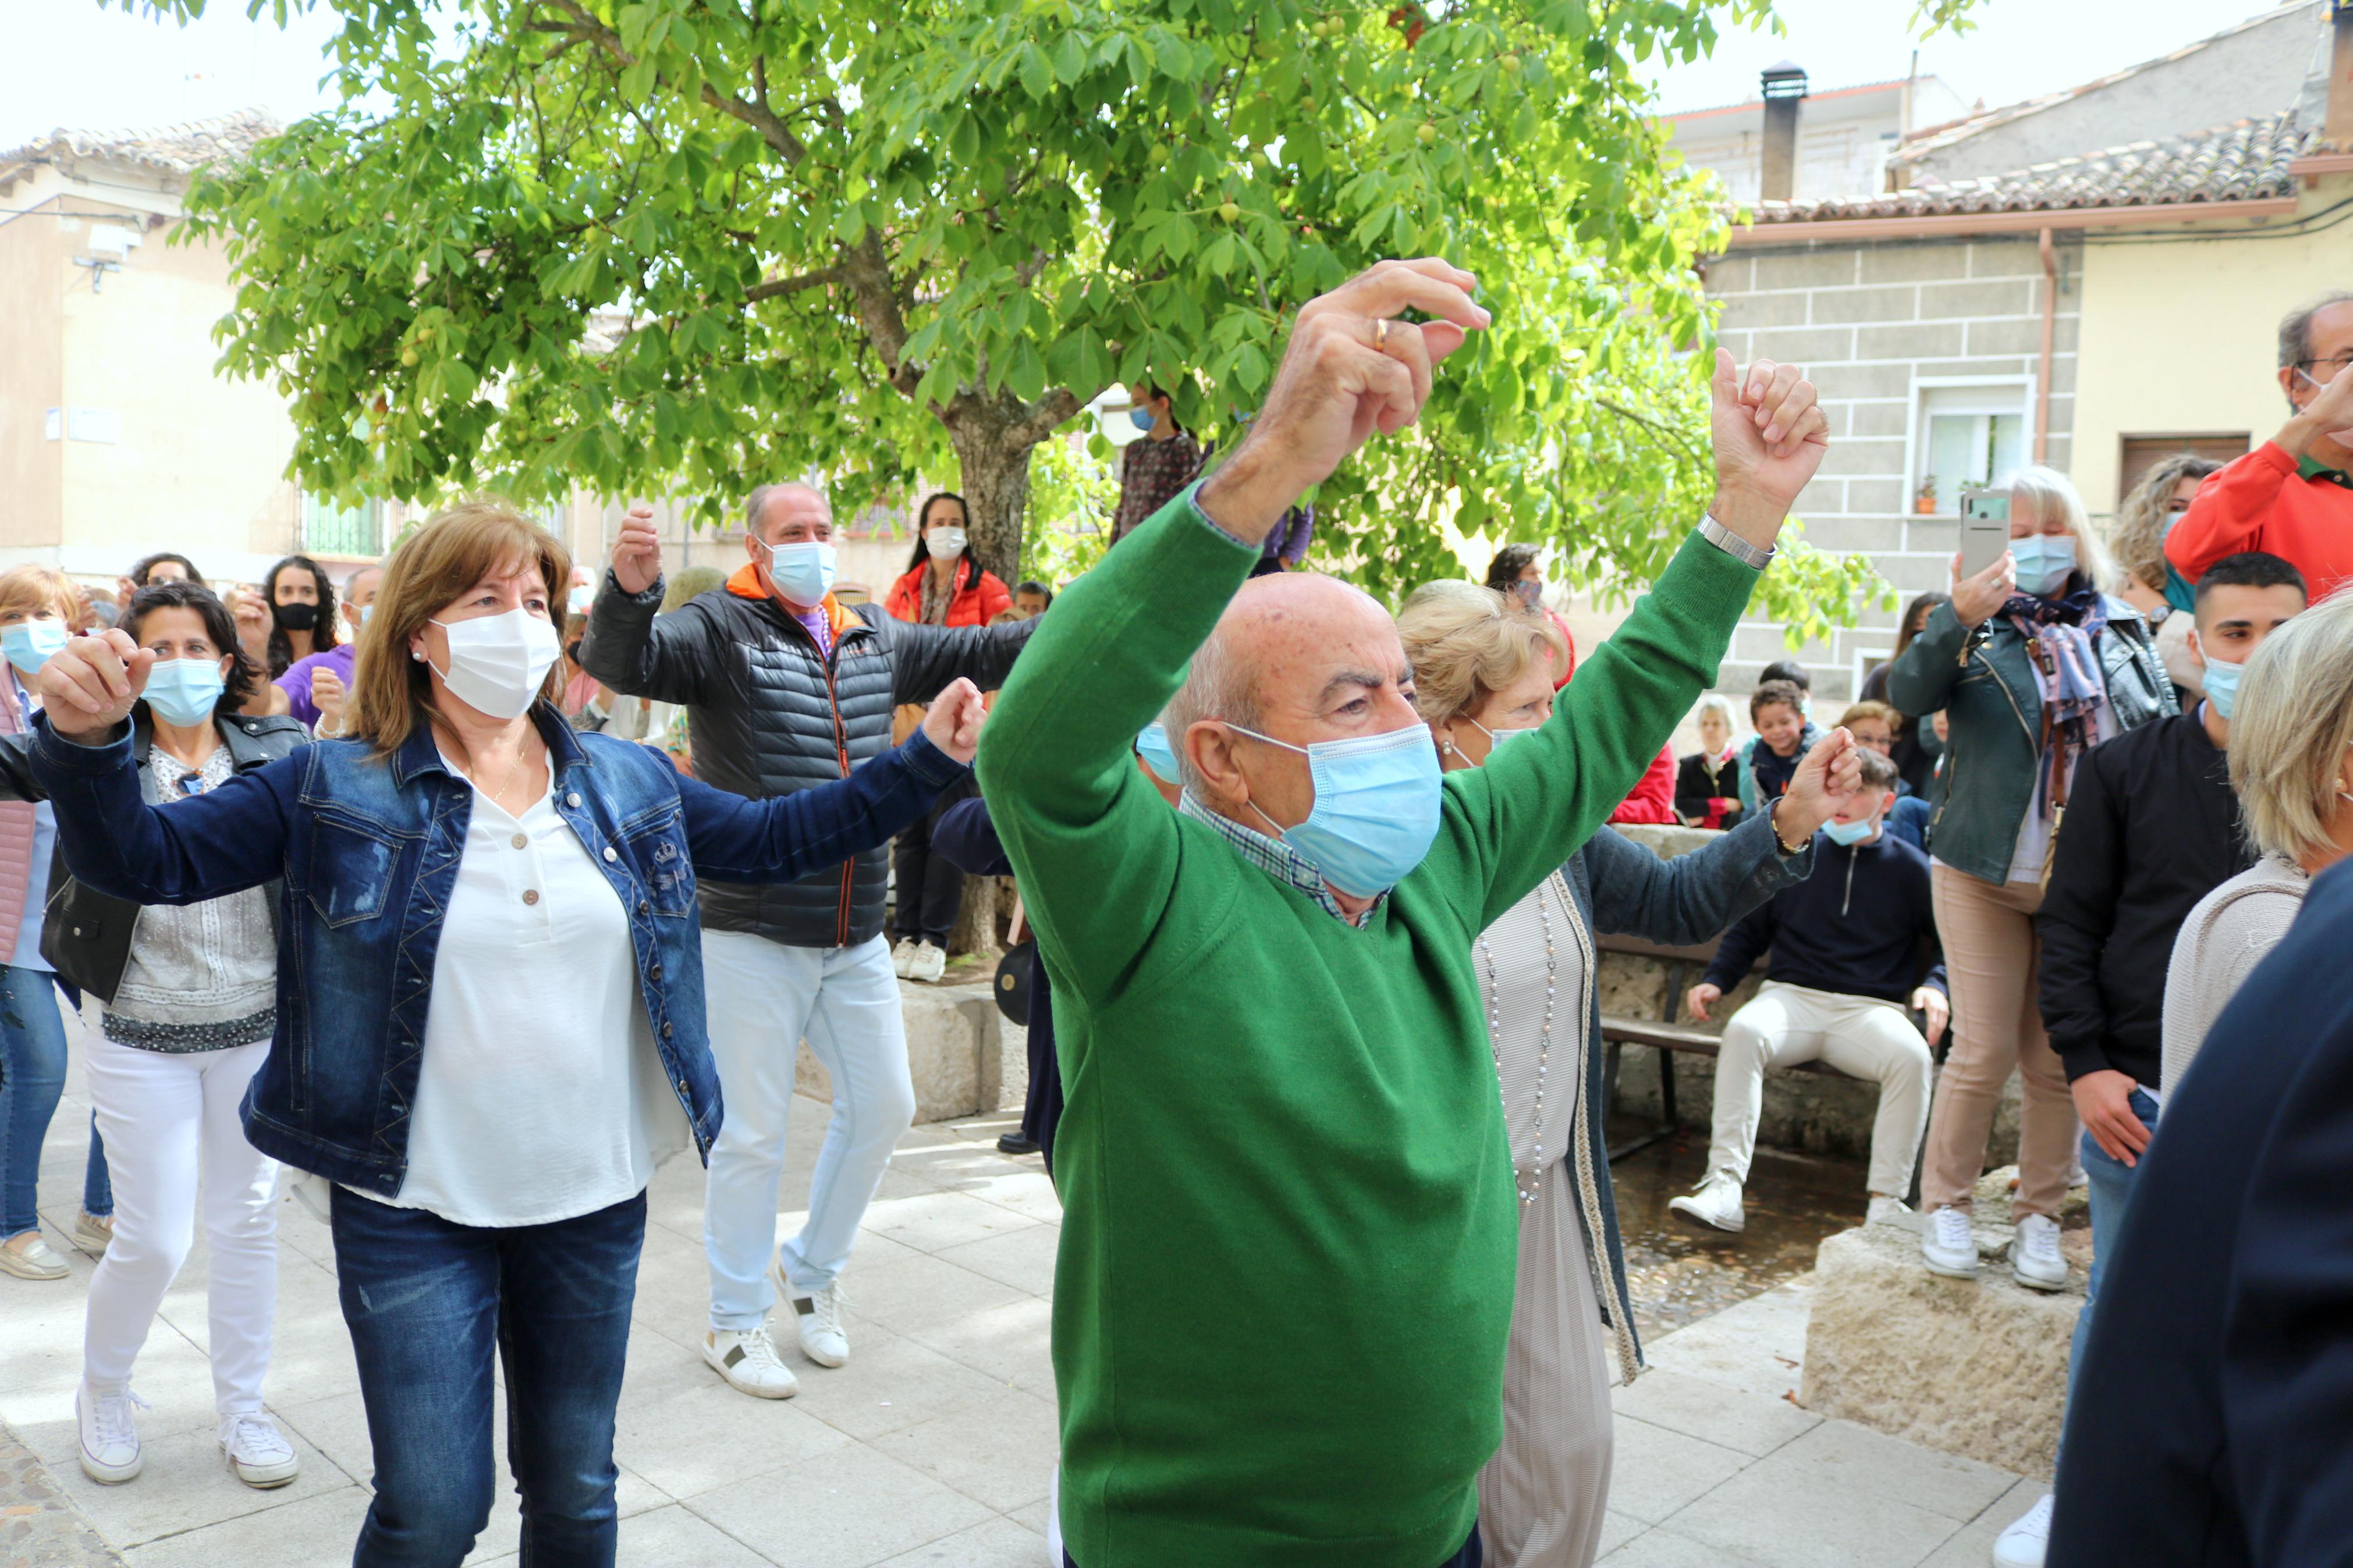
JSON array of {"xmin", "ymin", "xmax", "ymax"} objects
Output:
[
  {"xmin": 1921, "ymin": 865, "xmax": 2080, "ymax": 1217},
  {"xmin": 1709, "ymin": 980, "xmax": 1934, "ymax": 1199}
]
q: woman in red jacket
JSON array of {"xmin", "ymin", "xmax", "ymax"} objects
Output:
[
  {"xmin": 885, "ymin": 493, "xmax": 1011, "ymax": 629},
  {"xmin": 883, "ymin": 493, "xmax": 1007, "ymax": 980}
]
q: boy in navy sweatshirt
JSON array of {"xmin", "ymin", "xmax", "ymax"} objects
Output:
[{"xmin": 1671, "ymin": 750, "xmax": 1947, "ymax": 1232}]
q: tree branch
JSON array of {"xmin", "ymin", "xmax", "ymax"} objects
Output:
[
  {"xmin": 746, "ymin": 265, "xmax": 842, "ymax": 304},
  {"xmin": 544, "ymin": 0, "xmax": 808, "ymax": 162},
  {"xmin": 838, "ymin": 231, "xmax": 923, "ymax": 401},
  {"xmin": 1595, "ymin": 397, "xmax": 1704, "ymax": 466}
]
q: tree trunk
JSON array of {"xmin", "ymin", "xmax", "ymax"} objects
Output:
[
  {"xmin": 948, "ymin": 872, "xmax": 1003, "ymax": 961},
  {"xmin": 943, "ymin": 400, "xmax": 1037, "ymax": 589}
]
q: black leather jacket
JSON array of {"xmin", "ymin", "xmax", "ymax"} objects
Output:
[
  {"xmin": 582, "ymin": 573, "xmax": 1034, "ymax": 948},
  {"xmin": 0, "ymin": 710, "xmax": 307, "ymax": 1002}
]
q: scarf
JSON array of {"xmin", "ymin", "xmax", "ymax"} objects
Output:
[{"xmin": 2002, "ymin": 581, "xmax": 2109, "ymax": 818}]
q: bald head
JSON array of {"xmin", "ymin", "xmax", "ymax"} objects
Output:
[{"xmin": 1163, "ymin": 572, "xmax": 1422, "ymax": 821}]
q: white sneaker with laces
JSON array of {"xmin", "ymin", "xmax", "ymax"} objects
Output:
[
  {"xmin": 1667, "ymin": 1172, "xmax": 1745, "ymax": 1233},
  {"xmin": 778, "ymin": 1258, "xmax": 850, "ymax": 1367},
  {"xmin": 1, "ymin": 1229, "xmax": 68, "ymax": 1279},
  {"xmin": 1991, "ymin": 1492, "xmax": 2053, "ymax": 1567},
  {"xmin": 1921, "ymin": 1205, "xmax": 1978, "ymax": 1278},
  {"xmin": 1866, "ymin": 1196, "xmax": 1914, "ymax": 1226},
  {"xmin": 890, "ymin": 938, "xmax": 921, "ymax": 979},
  {"xmin": 907, "ymin": 941, "xmax": 947, "ymax": 984},
  {"xmin": 219, "ymin": 1411, "xmax": 299, "ymax": 1488},
  {"xmin": 77, "ymin": 1385, "xmax": 145, "ymax": 1484},
  {"xmin": 702, "ymin": 1326, "xmax": 800, "ymax": 1399},
  {"xmin": 2011, "ymin": 1213, "xmax": 2068, "ymax": 1291}
]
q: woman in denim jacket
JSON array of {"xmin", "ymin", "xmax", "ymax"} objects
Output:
[{"xmin": 29, "ymin": 502, "xmax": 982, "ymax": 1568}]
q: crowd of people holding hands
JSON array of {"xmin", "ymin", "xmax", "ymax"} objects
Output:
[{"xmin": 0, "ymin": 261, "xmax": 2348, "ymax": 1568}]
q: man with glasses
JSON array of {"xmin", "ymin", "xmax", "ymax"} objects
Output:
[{"xmin": 2169, "ymin": 290, "xmax": 2353, "ymax": 600}]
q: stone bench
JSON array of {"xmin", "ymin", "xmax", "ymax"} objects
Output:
[{"xmin": 794, "ymin": 973, "xmax": 1029, "ymax": 1124}]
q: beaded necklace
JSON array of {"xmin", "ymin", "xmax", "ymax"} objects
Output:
[{"xmin": 1475, "ymin": 874, "xmax": 1556, "ymax": 1208}]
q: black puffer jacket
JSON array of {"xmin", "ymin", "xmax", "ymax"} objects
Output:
[{"xmin": 582, "ymin": 573, "xmax": 1034, "ymax": 947}]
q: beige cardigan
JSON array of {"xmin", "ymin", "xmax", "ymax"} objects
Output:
[{"xmin": 2160, "ymin": 855, "xmax": 2309, "ymax": 1103}]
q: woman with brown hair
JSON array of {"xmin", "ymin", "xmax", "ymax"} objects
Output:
[{"xmin": 23, "ymin": 499, "xmax": 984, "ymax": 1567}]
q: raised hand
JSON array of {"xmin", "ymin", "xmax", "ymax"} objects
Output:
[
  {"xmin": 1949, "ymin": 549, "xmax": 2017, "ymax": 630},
  {"xmin": 40, "ymin": 630, "xmax": 155, "ymax": 743},
  {"xmin": 312, "ymin": 666, "xmax": 349, "ymax": 734},
  {"xmin": 228, "ymin": 588, "xmax": 273, "ymax": 663},
  {"xmin": 1774, "ymin": 727, "xmax": 1862, "ymax": 842},
  {"xmin": 612, "ymin": 503, "xmax": 663, "ymax": 596},
  {"xmin": 2284, "ymin": 355, "xmax": 2353, "ymax": 458},
  {"xmin": 1708, "ymin": 350, "xmax": 1830, "ymax": 549},
  {"xmin": 921, "ymin": 677, "xmax": 986, "ymax": 765},
  {"xmin": 1198, "ymin": 257, "xmax": 1491, "ymax": 539}
]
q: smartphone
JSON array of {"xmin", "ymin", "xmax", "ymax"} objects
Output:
[{"xmin": 1958, "ymin": 489, "xmax": 2011, "ymax": 581}]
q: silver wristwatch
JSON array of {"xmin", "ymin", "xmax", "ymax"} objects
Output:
[{"xmin": 1698, "ymin": 515, "xmax": 1776, "ymax": 571}]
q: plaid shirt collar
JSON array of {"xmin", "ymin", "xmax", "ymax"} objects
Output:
[{"xmin": 1177, "ymin": 790, "xmax": 1376, "ymax": 927}]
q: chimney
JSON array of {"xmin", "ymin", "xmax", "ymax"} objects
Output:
[
  {"xmin": 1760, "ymin": 61, "xmax": 1808, "ymax": 202},
  {"xmin": 2328, "ymin": 1, "xmax": 2353, "ymax": 151}
]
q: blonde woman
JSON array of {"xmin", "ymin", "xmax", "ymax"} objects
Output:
[
  {"xmin": 2163, "ymin": 589, "xmax": 2353, "ymax": 1094},
  {"xmin": 1885, "ymin": 465, "xmax": 2173, "ymax": 1289},
  {"xmin": 24, "ymin": 502, "xmax": 983, "ymax": 1568},
  {"xmin": 1396, "ymin": 584, "xmax": 1851, "ymax": 1568}
]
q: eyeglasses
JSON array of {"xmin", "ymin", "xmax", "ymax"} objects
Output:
[{"xmin": 2296, "ymin": 353, "xmax": 2353, "ymax": 383}]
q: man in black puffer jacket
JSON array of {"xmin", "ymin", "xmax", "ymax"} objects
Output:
[{"xmin": 584, "ymin": 483, "xmax": 1034, "ymax": 1398}]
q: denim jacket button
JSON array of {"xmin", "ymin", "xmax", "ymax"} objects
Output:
[
  {"xmin": 567, "ymin": 792, "xmax": 582, "ymax": 807},
  {"xmin": 602, "ymin": 847, "xmax": 617, "ymax": 862},
  {"xmin": 650, "ymin": 962, "xmax": 662, "ymax": 980},
  {"xmin": 661, "ymin": 1022, "xmax": 673, "ymax": 1038}
]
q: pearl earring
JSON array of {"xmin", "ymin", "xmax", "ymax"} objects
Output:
[{"xmin": 411, "ymin": 650, "xmax": 424, "ymax": 662}]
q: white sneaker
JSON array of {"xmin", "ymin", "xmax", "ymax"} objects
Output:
[
  {"xmin": 2011, "ymin": 1213, "xmax": 2068, "ymax": 1292},
  {"xmin": 702, "ymin": 1326, "xmax": 800, "ymax": 1399},
  {"xmin": 1921, "ymin": 1206, "xmax": 1978, "ymax": 1278},
  {"xmin": 1866, "ymin": 1196, "xmax": 1914, "ymax": 1226},
  {"xmin": 1667, "ymin": 1172, "xmax": 1745, "ymax": 1233},
  {"xmin": 77, "ymin": 1385, "xmax": 145, "ymax": 1484},
  {"xmin": 890, "ymin": 938, "xmax": 921, "ymax": 978},
  {"xmin": 778, "ymin": 1259, "xmax": 851, "ymax": 1368},
  {"xmin": 219, "ymin": 1411, "xmax": 299, "ymax": 1488},
  {"xmin": 907, "ymin": 941, "xmax": 947, "ymax": 984},
  {"xmin": 1992, "ymin": 1492, "xmax": 2053, "ymax": 1567}
]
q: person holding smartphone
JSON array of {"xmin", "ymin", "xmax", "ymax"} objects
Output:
[{"xmin": 1884, "ymin": 466, "xmax": 2173, "ymax": 1296}]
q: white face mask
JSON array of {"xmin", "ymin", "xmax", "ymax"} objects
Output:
[
  {"xmin": 427, "ymin": 607, "xmax": 561, "ymax": 721},
  {"xmin": 927, "ymin": 526, "xmax": 967, "ymax": 561}
]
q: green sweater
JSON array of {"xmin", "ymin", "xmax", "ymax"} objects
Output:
[{"xmin": 977, "ymin": 487, "xmax": 1760, "ymax": 1568}]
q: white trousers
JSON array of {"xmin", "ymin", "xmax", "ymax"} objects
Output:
[
  {"xmin": 81, "ymin": 1036, "xmax": 278, "ymax": 1414},
  {"xmin": 1706, "ymin": 980, "xmax": 1933, "ymax": 1199},
  {"xmin": 700, "ymin": 931, "xmax": 915, "ymax": 1331}
]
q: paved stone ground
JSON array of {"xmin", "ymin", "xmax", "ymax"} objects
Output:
[{"xmin": 0, "ymin": 1002, "xmax": 2045, "ymax": 1567}]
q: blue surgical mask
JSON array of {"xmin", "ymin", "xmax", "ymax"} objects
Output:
[
  {"xmin": 1230, "ymin": 722, "xmax": 1445, "ymax": 899},
  {"xmin": 755, "ymin": 536, "xmax": 837, "ymax": 606},
  {"xmin": 2010, "ymin": 535, "xmax": 2077, "ymax": 597},
  {"xmin": 359, "ymin": 604, "xmax": 373, "ymax": 625},
  {"xmin": 2, "ymin": 620, "xmax": 68, "ymax": 674},
  {"xmin": 1128, "ymin": 408, "xmax": 1156, "ymax": 433},
  {"xmin": 568, "ymin": 585, "xmax": 594, "ymax": 615},
  {"xmin": 2201, "ymin": 651, "xmax": 2244, "ymax": 719},
  {"xmin": 1467, "ymin": 716, "xmax": 1538, "ymax": 756},
  {"xmin": 1823, "ymin": 816, "xmax": 1879, "ymax": 847},
  {"xmin": 1136, "ymin": 721, "xmax": 1180, "ymax": 785},
  {"xmin": 143, "ymin": 657, "xmax": 226, "ymax": 726}
]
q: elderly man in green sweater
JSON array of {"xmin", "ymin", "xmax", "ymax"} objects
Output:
[{"xmin": 978, "ymin": 258, "xmax": 1829, "ymax": 1568}]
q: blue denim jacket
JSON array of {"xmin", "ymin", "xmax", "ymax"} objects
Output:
[{"xmin": 29, "ymin": 706, "xmax": 965, "ymax": 1195}]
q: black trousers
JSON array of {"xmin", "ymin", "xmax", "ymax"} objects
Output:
[
  {"xmin": 1068, "ymin": 1527, "xmax": 1479, "ymax": 1568},
  {"xmin": 892, "ymin": 780, "xmax": 975, "ymax": 947}
]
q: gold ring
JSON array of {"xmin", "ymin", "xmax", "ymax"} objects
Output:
[{"xmin": 1373, "ymin": 317, "xmax": 1390, "ymax": 352}]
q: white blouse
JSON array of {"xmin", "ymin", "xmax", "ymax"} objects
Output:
[{"xmin": 365, "ymin": 773, "xmax": 688, "ymax": 1227}]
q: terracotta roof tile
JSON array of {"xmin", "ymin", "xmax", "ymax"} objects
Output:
[
  {"xmin": 1749, "ymin": 108, "xmax": 2311, "ymax": 226},
  {"xmin": 1, "ymin": 109, "xmax": 282, "ymax": 178}
]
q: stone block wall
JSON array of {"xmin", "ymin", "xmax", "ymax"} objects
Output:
[
  {"xmin": 1703, "ymin": 237, "xmax": 2084, "ymax": 703},
  {"xmin": 796, "ymin": 974, "xmax": 1018, "ymax": 1123}
]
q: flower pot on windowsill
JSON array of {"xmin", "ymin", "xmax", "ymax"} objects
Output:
[{"xmin": 1914, "ymin": 495, "xmax": 1940, "ymax": 515}]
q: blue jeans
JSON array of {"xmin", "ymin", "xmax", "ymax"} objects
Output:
[
  {"xmin": 332, "ymin": 1186, "xmax": 645, "ymax": 1568},
  {"xmin": 0, "ymin": 963, "xmax": 69, "ymax": 1236},
  {"xmin": 2067, "ymin": 1087, "xmax": 2159, "ymax": 1403}
]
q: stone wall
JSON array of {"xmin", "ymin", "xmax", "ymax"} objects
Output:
[
  {"xmin": 1705, "ymin": 236, "xmax": 2082, "ymax": 703},
  {"xmin": 796, "ymin": 973, "xmax": 1024, "ymax": 1124}
]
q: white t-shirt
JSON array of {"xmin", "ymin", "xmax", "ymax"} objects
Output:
[{"xmin": 361, "ymin": 773, "xmax": 688, "ymax": 1227}]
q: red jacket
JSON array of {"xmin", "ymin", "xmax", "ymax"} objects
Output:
[
  {"xmin": 1609, "ymin": 745, "xmax": 1678, "ymax": 825},
  {"xmin": 885, "ymin": 557, "xmax": 1010, "ymax": 628},
  {"xmin": 2167, "ymin": 440, "xmax": 2353, "ymax": 601}
]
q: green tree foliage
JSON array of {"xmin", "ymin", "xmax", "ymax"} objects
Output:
[{"xmin": 172, "ymin": 0, "xmax": 1891, "ymax": 628}]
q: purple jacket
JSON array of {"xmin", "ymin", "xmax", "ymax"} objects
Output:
[{"xmin": 275, "ymin": 642, "xmax": 357, "ymax": 728}]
